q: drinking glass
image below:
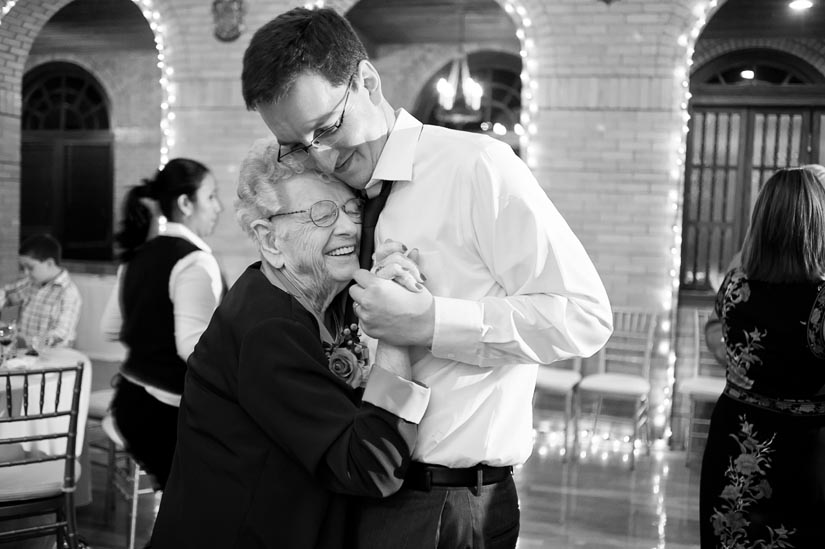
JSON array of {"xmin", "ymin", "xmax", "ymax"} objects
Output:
[{"xmin": 0, "ymin": 322, "xmax": 16, "ymax": 365}]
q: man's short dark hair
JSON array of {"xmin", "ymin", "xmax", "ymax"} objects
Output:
[
  {"xmin": 19, "ymin": 233, "xmax": 62, "ymax": 264},
  {"xmin": 241, "ymin": 7, "xmax": 368, "ymax": 110}
]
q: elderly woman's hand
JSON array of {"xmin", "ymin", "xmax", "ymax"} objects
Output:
[{"xmin": 371, "ymin": 239, "xmax": 425, "ymax": 293}]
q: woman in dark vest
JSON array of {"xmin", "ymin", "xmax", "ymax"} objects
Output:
[{"xmin": 101, "ymin": 158, "xmax": 224, "ymax": 489}]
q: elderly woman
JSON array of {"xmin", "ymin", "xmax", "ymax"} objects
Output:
[{"xmin": 150, "ymin": 139, "xmax": 431, "ymax": 549}]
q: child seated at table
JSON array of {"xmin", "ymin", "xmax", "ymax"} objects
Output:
[{"xmin": 0, "ymin": 233, "xmax": 82, "ymax": 349}]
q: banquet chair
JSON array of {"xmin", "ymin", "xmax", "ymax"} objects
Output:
[
  {"xmin": 0, "ymin": 362, "xmax": 84, "ymax": 549},
  {"xmin": 533, "ymin": 358, "xmax": 582, "ymax": 461},
  {"xmin": 574, "ymin": 308, "xmax": 657, "ymax": 470},
  {"xmin": 681, "ymin": 308, "xmax": 726, "ymax": 465}
]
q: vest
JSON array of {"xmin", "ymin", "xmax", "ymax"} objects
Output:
[{"xmin": 120, "ymin": 236, "xmax": 200, "ymax": 394}]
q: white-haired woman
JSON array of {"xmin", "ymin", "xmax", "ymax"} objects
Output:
[{"xmin": 150, "ymin": 140, "xmax": 430, "ymax": 549}]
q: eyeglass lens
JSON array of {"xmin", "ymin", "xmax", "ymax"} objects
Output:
[{"xmin": 310, "ymin": 198, "xmax": 363, "ymax": 227}]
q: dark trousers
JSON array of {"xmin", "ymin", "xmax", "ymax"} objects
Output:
[
  {"xmin": 110, "ymin": 376, "xmax": 179, "ymax": 491},
  {"xmin": 356, "ymin": 475, "xmax": 520, "ymax": 549}
]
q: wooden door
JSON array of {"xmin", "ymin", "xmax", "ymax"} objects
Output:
[{"xmin": 680, "ymin": 107, "xmax": 820, "ymax": 294}]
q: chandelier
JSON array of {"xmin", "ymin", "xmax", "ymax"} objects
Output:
[{"xmin": 435, "ymin": 5, "xmax": 483, "ymax": 125}]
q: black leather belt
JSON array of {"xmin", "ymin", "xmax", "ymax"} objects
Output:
[{"xmin": 403, "ymin": 462, "xmax": 513, "ymax": 495}]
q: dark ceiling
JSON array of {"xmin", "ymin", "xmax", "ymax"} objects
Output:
[
  {"xmin": 701, "ymin": 0, "xmax": 825, "ymax": 40},
  {"xmin": 30, "ymin": 0, "xmax": 153, "ymax": 55}
]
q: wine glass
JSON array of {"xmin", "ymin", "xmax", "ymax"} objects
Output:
[{"xmin": 0, "ymin": 322, "xmax": 16, "ymax": 365}]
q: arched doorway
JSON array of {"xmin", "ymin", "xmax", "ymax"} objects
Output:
[
  {"xmin": 22, "ymin": 61, "xmax": 114, "ymax": 260},
  {"xmin": 679, "ymin": 49, "xmax": 825, "ymax": 300},
  {"xmin": 414, "ymin": 51, "xmax": 522, "ymax": 153}
]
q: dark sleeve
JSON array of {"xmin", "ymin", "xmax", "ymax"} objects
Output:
[{"xmin": 236, "ymin": 316, "xmax": 417, "ymax": 498}]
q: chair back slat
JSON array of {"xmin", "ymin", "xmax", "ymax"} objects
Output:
[
  {"xmin": 597, "ymin": 308, "xmax": 658, "ymax": 379},
  {"xmin": 23, "ymin": 375, "xmax": 29, "ymax": 416},
  {"xmin": 54, "ymin": 370, "xmax": 62, "ymax": 410},
  {"xmin": 3, "ymin": 376, "xmax": 10, "ymax": 417}
]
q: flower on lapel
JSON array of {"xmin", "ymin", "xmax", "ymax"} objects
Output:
[
  {"xmin": 324, "ymin": 323, "xmax": 369, "ymax": 389},
  {"xmin": 328, "ymin": 348, "xmax": 362, "ymax": 388}
]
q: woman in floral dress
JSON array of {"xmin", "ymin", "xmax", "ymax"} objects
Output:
[{"xmin": 700, "ymin": 165, "xmax": 825, "ymax": 548}]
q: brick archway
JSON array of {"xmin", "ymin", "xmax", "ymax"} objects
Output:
[{"xmin": 0, "ymin": 0, "xmax": 178, "ymax": 279}]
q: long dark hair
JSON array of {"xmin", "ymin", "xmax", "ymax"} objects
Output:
[
  {"xmin": 741, "ymin": 165, "xmax": 825, "ymax": 283},
  {"xmin": 115, "ymin": 158, "xmax": 210, "ymax": 261}
]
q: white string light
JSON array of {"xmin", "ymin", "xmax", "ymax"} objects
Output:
[
  {"xmin": 0, "ymin": 0, "xmax": 18, "ymax": 20},
  {"xmin": 131, "ymin": 0, "xmax": 175, "ymax": 169},
  {"xmin": 660, "ymin": 0, "xmax": 721, "ymax": 440},
  {"xmin": 499, "ymin": 0, "xmax": 538, "ymax": 169}
]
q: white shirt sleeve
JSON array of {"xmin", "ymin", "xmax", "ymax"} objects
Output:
[
  {"xmin": 429, "ymin": 143, "xmax": 613, "ymax": 367},
  {"xmin": 168, "ymin": 251, "xmax": 222, "ymax": 362},
  {"xmin": 100, "ymin": 265, "xmax": 124, "ymax": 342}
]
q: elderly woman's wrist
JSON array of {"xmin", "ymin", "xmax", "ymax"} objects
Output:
[{"xmin": 374, "ymin": 360, "xmax": 412, "ymax": 380}]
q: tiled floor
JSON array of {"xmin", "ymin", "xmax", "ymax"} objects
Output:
[
  {"xmin": 73, "ymin": 435, "xmax": 701, "ymax": 549},
  {"xmin": 68, "ymin": 361, "xmax": 702, "ymax": 548}
]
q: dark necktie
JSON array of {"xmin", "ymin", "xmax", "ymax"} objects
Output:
[
  {"xmin": 359, "ymin": 180, "xmax": 393, "ymax": 269},
  {"xmin": 344, "ymin": 180, "xmax": 393, "ymax": 327}
]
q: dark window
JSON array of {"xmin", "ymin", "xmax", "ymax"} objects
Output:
[
  {"xmin": 21, "ymin": 62, "xmax": 114, "ymax": 261},
  {"xmin": 23, "ymin": 67, "xmax": 110, "ymax": 131}
]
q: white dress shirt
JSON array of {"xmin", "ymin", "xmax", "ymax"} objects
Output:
[
  {"xmin": 367, "ymin": 110, "xmax": 613, "ymax": 467},
  {"xmin": 101, "ymin": 222, "xmax": 223, "ymax": 406}
]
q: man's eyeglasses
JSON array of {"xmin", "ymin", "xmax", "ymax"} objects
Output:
[
  {"xmin": 269, "ymin": 197, "xmax": 364, "ymax": 228},
  {"xmin": 277, "ymin": 74, "xmax": 355, "ymax": 163}
]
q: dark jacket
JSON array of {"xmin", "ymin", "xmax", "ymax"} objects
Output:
[{"xmin": 150, "ymin": 263, "xmax": 417, "ymax": 549}]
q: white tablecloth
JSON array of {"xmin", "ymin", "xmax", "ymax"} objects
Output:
[{"xmin": 0, "ymin": 347, "xmax": 92, "ymax": 456}]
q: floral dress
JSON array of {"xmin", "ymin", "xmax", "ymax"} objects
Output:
[{"xmin": 700, "ymin": 267, "xmax": 825, "ymax": 548}]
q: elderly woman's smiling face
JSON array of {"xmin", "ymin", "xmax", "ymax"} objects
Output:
[{"xmin": 270, "ymin": 173, "xmax": 361, "ymax": 292}]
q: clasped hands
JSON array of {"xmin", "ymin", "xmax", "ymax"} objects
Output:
[{"xmin": 349, "ymin": 239, "xmax": 435, "ymax": 347}]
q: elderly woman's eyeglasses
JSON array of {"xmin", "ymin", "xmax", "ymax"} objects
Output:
[
  {"xmin": 269, "ymin": 197, "xmax": 364, "ymax": 228},
  {"xmin": 277, "ymin": 75, "xmax": 355, "ymax": 163}
]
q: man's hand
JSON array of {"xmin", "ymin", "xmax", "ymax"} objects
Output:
[{"xmin": 350, "ymin": 269, "xmax": 435, "ymax": 346}]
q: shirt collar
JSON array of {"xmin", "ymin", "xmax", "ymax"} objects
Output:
[
  {"xmin": 365, "ymin": 109, "xmax": 423, "ymax": 196},
  {"xmin": 159, "ymin": 221, "xmax": 212, "ymax": 254},
  {"xmin": 45, "ymin": 269, "xmax": 71, "ymax": 288}
]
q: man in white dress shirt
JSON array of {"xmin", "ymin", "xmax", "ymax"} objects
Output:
[{"xmin": 242, "ymin": 8, "xmax": 613, "ymax": 548}]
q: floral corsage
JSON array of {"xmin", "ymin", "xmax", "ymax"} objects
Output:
[{"xmin": 324, "ymin": 323, "xmax": 370, "ymax": 389}]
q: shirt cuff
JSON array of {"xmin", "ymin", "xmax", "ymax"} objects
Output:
[
  {"xmin": 430, "ymin": 296, "xmax": 483, "ymax": 363},
  {"xmin": 362, "ymin": 365, "xmax": 430, "ymax": 424}
]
